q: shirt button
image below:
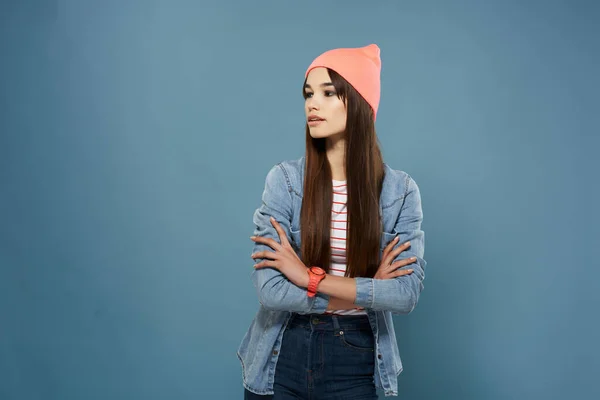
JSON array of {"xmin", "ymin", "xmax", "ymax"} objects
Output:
[
  {"xmin": 378, "ymin": 354, "xmax": 382, "ymax": 359},
  {"xmin": 273, "ymin": 350, "xmax": 278, "ymax": 355}
]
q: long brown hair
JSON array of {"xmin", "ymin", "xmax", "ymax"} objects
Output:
[{"xmin": 300, "ymin": 68, "xmax": 384, "ymax": 278}]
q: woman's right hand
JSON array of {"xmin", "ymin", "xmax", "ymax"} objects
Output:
[
  {"xmin": 327, "ymin": 237, "xmax": 416, "ymax": 311},
  {"xmin": 374, "ymin": 237, "xmax": 416, "ymax": 280}
]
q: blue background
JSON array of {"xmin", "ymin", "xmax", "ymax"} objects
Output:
[{"xmin": 1, "ymin": 1, "xmax": 598, "ymax": 399}]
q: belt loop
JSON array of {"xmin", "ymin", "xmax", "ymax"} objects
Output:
[{"xmin": 332, "ymin": 314, "xmax": 341, "ymax": 331}]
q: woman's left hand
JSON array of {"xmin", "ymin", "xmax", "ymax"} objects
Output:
[{"xmin": 251, "ymin": 217, "xmax": 310, "ymax": 289}]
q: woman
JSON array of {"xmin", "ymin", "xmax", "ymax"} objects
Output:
[{"xmin": 238, "ymin": 44, "xmax": 426, "ymax": 399}]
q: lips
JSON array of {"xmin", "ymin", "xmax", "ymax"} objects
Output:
[{"xmin": 307, "ymin": 115, "xmax": 325, "ymax": 122}]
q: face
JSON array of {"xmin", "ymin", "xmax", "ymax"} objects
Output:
[{"xmin": 304, "ymin": 67, "xmax": 347, "ymax": 139}]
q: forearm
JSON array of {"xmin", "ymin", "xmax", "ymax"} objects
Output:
[
  {"xmin": 317, "ymin": 275, "xmax": 356, "ymax": 303},
  {"xmin": 317, "ymin": 270, "xmax": 424, "ymax": 314},
  {"xmin": 253, "ymin": 268, "xmax": 330, "ymax": 313},
  {"xmin": 326, "ymin": 296, "xmax": 359, "ymax": 311}
]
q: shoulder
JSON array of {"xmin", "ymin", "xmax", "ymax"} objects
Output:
[
  {"xmin": 262, "ymin": 156, "xmax": 304, "ymax": 195},
  {"xmin": 381, "ymin": 163, "xmax": 421, "ymax": 206},
  {"xmin": 263, "ymin": 156, "xmax": 304, "ymax": 196}
]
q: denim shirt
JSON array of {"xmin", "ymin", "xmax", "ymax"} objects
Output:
[{"xmin": 237, "ymin": 156, "xmax": 426, "ymax": 397}]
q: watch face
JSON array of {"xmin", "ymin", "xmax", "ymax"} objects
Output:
[{"xmin": 310, "ymin": 266, "xmax": 325, "ymax": 275}]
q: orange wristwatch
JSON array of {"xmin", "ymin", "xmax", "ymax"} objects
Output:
[{"xmin": 307, "ymin": 266, "xmax": 326, "ymax": 297}]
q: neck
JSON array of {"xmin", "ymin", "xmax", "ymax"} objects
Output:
[{"xmin": 326, "ymin": 134, "xmax": 346, "ymax": 181}]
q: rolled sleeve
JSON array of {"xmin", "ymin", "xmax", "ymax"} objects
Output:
[
  {"xmin": 354, "ymin": 176, "xmax": 427, "ymax": 314},
  {"xmin": 250, "ymin": 164, "xmax": 330, "ymax": 313}
]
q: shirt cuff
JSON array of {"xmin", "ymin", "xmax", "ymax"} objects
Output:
[
  {"xmin": 309, "ymin": 292, "xmax": 330, "ymax": 313},
  {"xmin": 354, "ymin": 277, "xmax": 374, "ymax": 308}
]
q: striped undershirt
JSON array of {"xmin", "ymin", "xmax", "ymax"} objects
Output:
[{"xmin": 323, "ymin": 179, "xmax": 367, "ymax": 316}]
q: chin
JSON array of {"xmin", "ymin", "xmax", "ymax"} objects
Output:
[
  {"xmin": 308, "ymin": 128, "xmax": 337, "ymax": 139},
  {"xmin": 309, "ymin": 131, "xmax": 326, "ymax": 139}
]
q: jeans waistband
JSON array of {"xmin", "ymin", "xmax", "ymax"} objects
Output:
[{"xmin": 289, "ymin": 312, "xmax": 372, "ymax": 331}]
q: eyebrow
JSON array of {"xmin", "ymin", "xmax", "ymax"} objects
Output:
[{"xmin": 304, "ymin": 82, "xmax": 335, "ymax": 89}]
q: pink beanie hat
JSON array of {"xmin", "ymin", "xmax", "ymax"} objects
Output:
[{"xmin": 305, "ymin": 44, "xmax": 381, "ymax": 121}]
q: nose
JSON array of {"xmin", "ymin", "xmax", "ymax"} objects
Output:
[{"xmin": 306, "ymin": 97, "xmax": 319, "ymax": 112}]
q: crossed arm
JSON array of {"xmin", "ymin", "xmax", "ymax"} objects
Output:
[{"xmin": 250, "ymin": 165, "xmax": 426, "ymax": 314}]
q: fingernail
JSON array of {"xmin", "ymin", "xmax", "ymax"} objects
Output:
[
  {"xmin": 394, "ymin": 236, "xmax": 399, "ymax": 242},
  {"xmin": 404, "ymin": 241, "xmax": 410, "ymax": 246},
  {"xmin": 408, "ymin": 269, "xmax": 414, "ymax": 273},
  {"xmin": 270, "ymin": 216, "xmax": 275, "ymax": 221},
  {"xmin": 250, "ymin": 236, "xmax": 256, "ymax": 239},
  {"xmin": 411, "ymin": 257, "xmax": 417, "ymax": 261}
]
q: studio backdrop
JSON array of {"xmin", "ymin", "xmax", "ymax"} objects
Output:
[{"xmin": 1, "ymin": 1, "xmax": 598, "ymax": 399}]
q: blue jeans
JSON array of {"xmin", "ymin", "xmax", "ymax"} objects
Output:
[{"xmin": 244, "ymin": 312, "xmax": 378, "ymax": 399}]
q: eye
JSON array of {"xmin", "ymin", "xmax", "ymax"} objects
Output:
[
  {"xmin": 304, "ymin": 92, "xmax": 313, "ymax": 98},
  {"xmin": 324, "ymin": 90, "xmax": 336, "ymax": 97}
]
